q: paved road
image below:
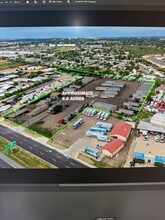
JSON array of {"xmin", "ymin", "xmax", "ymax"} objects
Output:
[
  {"xmin": 0, "ymin": 158, "xmax": 13, "ymax": 169},
  {"xmin": 0, "ymin": 124, "xmax": 87, "ymax": 169}
]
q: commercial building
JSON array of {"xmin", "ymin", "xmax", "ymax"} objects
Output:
[
  {"xmin": 109, "ymin": 121, "xmax": 132, "ymax": 142},
  {"xmin": 151, "ymin": 113, "xmax": 165, "ymax": 127},
  {"xmin": 134, "ymin": 136, "xmax": 165, "ymax": 165},
  {"xmin": 101, "ymin": 139, "xmax": 124, "ymax": 157},
  {"xmin": 93, "ymin": 102, "xmax": 117, "ymax": 112}
]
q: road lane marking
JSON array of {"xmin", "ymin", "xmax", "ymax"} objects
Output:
[
  {"xmin": 29, "ymin": 147, "xmax": 33, "ymax": 149},
  {"xmin": 24, "ymin": 139, "xmax": 27, "ymax": 142},
  {"xmin": 19, "ymin": 141, "xmax": 22, "ymax": 144},
  {"xmin": 57, "ymin": 155, "xmax": 61, "ymax": 159},
  {"xmin": 34, "ymin": 144, "xmax": 38, "ymax": 147},
  {"xmin": 40, "ymin": 152, "xmax": 44, "ymax": 155},
  {"xmin": 71, "ymin": 163, "xmax": 75, "ymax": 166},
  {"xmin": 66, "ymin": 166, "xmax": 70, "ymax": 168},
  {"xmin": 52, "ymin": 158, "xmax": 56, "ymax": 162}
]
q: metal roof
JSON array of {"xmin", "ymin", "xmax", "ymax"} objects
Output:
[
  {"xmin": 151, "ymin": 113, "xmax": 165, "ymax": 123},
  {"xmin": 137, "ymin": 121, "xmax": 165, "ymax": 133}
]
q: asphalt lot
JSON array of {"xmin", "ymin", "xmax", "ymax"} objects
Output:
[{"xmin": 0, "ymin": 124, "xmax": 87, "ymax": 169}]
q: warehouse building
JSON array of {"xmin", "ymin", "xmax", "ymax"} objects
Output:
[
  {"xmin": 101, "ymin": 139, "xmax": 124, "ymax": 158},
  {"xmin": 109, "ymin": 121, "xmax": 132, "ymax": 142},
  {"xmin": 151, "ymin": 113, "xmax": 165, "ymax": 127},
  {"xmin": 137, "ymin": 121, "xmax": 165, "ymax": 134},
  {"xmin": 93, "ymin": 102, "xmax": 117, "ymax": 112},
  {"xmin": 118, "ymin": 108, "xmax": 134, "ymax": 116}
]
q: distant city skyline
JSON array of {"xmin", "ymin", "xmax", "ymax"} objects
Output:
[{"xmin": 1, "ymin": 27, "xmax": 165, "ymax": 39}]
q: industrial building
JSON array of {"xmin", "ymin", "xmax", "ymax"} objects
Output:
[
  {"xmin": 109, "ymin": 121, "xmax": 132, "ymax": 142},
  {"xmin": 118, "ymin": 108, "xmax": 134, "ymax": 116},
  {"xmin": 101, "ymin": 139, "xmax": 124, "ymax": 158},
  {"xmin": 132, "ymin": 82, "xmax": 153, "ymax": 101},
  {"xmin": 93, "ymin": 102, "xmax": 117, "ymax": 112},
  {"xmin": 151, "ymin": 113, "xmax": 165, "ymax": 127},
  {"xmin": 137, "ymin": 121, "xmax": 165, "ymax": 134}
]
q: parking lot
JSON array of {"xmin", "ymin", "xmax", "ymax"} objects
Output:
[{"xmin": 53, "ymin": 114, "xmax": 120, "ymax": 147}]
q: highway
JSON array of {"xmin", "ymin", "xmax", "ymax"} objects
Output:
[
  {"xmin": 0, "ymin": 158, "xmax": 13, "ymax": 169},
  {"xmin": 0, "ymin": 124, "xmax": 87, "ymax": 169}
]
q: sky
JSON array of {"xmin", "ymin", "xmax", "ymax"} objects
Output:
[{"xmin": 0, "ymin": 27, "xmax": 165, "ymax": 39}]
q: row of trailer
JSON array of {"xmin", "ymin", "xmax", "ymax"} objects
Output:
[
  {"xmin": 86, "ymin": 122, "xmax": 113, "ymax": 142},
  {"xmin": 96, "ymin": 111, "xmax": 110, "ymax": 121},
  {"xmin": 82, "ymin": 108, "xmax": 97, "ymax": 117},
  {"xmin": 82, "ymin": 108, "xmax": 111, "ymax": 121}
]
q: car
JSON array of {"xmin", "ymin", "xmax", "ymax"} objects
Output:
[
  {"xmin": 143, "ymin": 135, "xmax": 149, "ymax": 141},
  {"xmin": 96, "ymin": 145, "xmax": 102, "ymax": 149},
  {"xmin": 154, "ymin": 135, "xmax": 160, "ymax": 142}
]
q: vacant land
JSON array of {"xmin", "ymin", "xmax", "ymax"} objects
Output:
[
  {"xmin": 0, "ymin": 61, "xmax": 27, "ymax": 71},
  {"xmin": 0, "ymin": 59, "xmax": 8, "ymax": 64},
  {"xmin": 124, "ymin": 45, "xmax": 165, "ymax": 57}
]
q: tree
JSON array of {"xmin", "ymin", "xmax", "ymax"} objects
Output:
[
  {"xmin": 53, "ymin": 105, "xmax": 63, "ymax": 114},
  {"xmin": 13, "ymin": 82, "xmax": 19, "ymax": 86}
]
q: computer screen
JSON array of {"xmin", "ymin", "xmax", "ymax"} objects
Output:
[
  {"xmin": 0, "ymin": 7, "xmax": 165, "ymax": 184},
  {"xmin": 0, "ymin": 26, "xmax": 164, "ymax": 169}
]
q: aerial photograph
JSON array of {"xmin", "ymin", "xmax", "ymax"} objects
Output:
[{"xmin": 0, "ymin": 26, "xmax": 165, "ymax": 169}]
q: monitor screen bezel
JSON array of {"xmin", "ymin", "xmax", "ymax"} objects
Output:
[{"xmin": 0, "ymin": 9, "xmax": 165, "ymax": 184}]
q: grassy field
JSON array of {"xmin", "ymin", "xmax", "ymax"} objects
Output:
[
  {"xmin": 124, "ymin": 45, "xmax": 165, "ymax": 57},
  {"xmin": 0, "ymin": 137, "xmax": 54, "ymax": 168},
  {"xmin": 136, "ymin": 110, "xmax": 153, "ymax": 121},
  {"xmin": 0, "ymin": 60, "xmax": 27, "ymax": 71}
]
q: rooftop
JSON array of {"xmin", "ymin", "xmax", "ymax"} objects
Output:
[
  {"xmin": 110, "ymin": 122, "xmax": 132, "ymax": 138},
  {"xmin": 151, "ymin": 113, "xmax": 165, "ymax": 123},
  {"xmin": 134, "ymin": 136, "xmax": 165, "ymax": 157},
  {"xmin": 102, "ymin": 139, "xmax": 124, "ymax": 154},
  {"xmin": 137, "ymin": 121, "xmax": 165, "ymax": 134}
]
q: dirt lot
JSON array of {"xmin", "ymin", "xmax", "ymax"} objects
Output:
[
  {"xmin": 0, "ymin": 65, "xmax": 29, "ymax": 73},
  {"xmin": 0, "ymin": 60, "xmax": 8, "ymax": 64}
]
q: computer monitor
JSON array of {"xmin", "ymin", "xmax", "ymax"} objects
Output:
[{"xmin": 0, "ymin": 3, "xmax": 165, "ymax": 185}]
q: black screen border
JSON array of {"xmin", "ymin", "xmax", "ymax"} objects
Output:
[{"xmin": 0, "ymin": 10, "xmax": 165, "ymax": 184}]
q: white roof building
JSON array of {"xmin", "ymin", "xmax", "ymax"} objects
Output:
[{"xmin": 151, "ymin": 113, "xmax": 165, "ymax": 128}]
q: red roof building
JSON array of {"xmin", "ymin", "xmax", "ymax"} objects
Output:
[
  {"xmin": 101, "ymin": 139, "xmax": 124, "ymax": 157},
  {"xmin": 109, "ymin": 122, "xmax": 132, "ymax": 142}
]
